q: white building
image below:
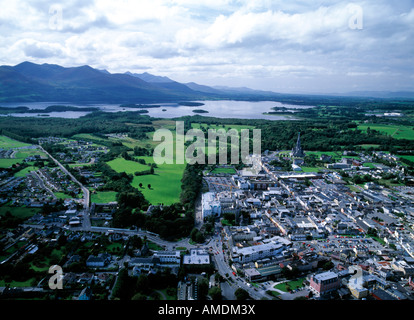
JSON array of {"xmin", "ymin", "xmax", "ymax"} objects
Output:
[
  {"xmin": 232, "ymin": 241, "xmax": 285, "ymax": 264},
  {"xmin": 202, "ymin": 192, "xmax": 221, "ymax": 219},
  {"xmin": 153, "ymin": 251, "xmax": 181, "ymax": 264},
  {"xmin": 183, "ymin": 249, "xmax": 210, "ymax": 265}
]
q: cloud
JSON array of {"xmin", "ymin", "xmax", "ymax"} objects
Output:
[
  {"xmin": 0, "ymin": 0, "xmax": 413, "ymax": 93},
  {"xmin": 15, "ymin": 39, "xmax": 66, "ymax": 59}
]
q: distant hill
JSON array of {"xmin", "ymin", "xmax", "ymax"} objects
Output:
[
  {"xmin": 0, "ymin": 62, "xmax": 215, "ymax": 103},
  {"xmin": 185, "ymin": 82, "xmax": 225, "ymax": 95},
  {"xmin": 125, "ymin": 71, "xmax": 175, "ymax": 83},
  {"xmin": 1, "ymin": 61, "xmax": 413, "ymax": 104}
]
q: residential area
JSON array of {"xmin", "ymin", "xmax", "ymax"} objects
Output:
[{"xmin": 1, "ymin": 132, "xmax": 414, "ymax": 301}]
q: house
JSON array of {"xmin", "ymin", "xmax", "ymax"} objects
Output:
[
  {"xmin": 130, "ymin": 256, "xmax": 160, "ymax": 275},
  {"xmin": 86, "ymin": 253, "xmax": 111, "ymax": 268}
]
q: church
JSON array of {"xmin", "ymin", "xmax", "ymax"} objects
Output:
[{"xmin": 291, "ymin": 132, "xmax": 305, "ymax": 158}]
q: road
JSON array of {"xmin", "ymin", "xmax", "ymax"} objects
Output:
[
  {"xmin": 209, "ymin": 223, "xmax": 274, "ymax": 300},
  {"xmin": 39, "ymin": 145, "xmax": 90, "ymax": 210}
]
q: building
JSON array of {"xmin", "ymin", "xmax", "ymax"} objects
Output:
[
  {"xmin": 130, "ymin": 256, "xmax": 160, "ymax": 275},
  {"xmin": 291, "ymin": 132, "xmax": 305, "ymax": 158},
  {"xmin": 183, "ymin": 249, "xmax": 210, "ymax": 265},
  {"xmin": 232, "ymin": 242, "xmax": 285, "ymax": 264},
  {"xmin": 244, "ymin": 268, "xmax": 263, "ymax": 282},
  {"xmin": 153, "ymin": 251, "xmax": 181, "ymax": 265},
  {"xmin": 309, "ymin": 271, "xmax": 340, "ymax": 296},
  {"xmin": 86, "ymin": 253, "xmax": 111, "ymax": 268},
  {"xmin": 202, "ymin": 192, "xmax": 221, "ymax": 219}
]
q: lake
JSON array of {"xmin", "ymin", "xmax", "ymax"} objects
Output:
[{"xmin": 0, "ymin": 100, "xmax": 314, "ymax": 120}]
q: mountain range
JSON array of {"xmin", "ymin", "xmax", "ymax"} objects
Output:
[
  {"xmin": 0, "ymin": 61, "xmax": 413, "ymax": 103},
  {"xmin": 0, "ymin": 61, "xmax": 278, "ymax": 103}
]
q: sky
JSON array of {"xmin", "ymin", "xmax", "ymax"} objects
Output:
[{"xmin": 0, "ymin": 0, "xmax": 413, "ymax": 94}]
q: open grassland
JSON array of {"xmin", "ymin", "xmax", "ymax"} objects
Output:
[
  {"xmin": 0, "ymin": 136, "xmax": 48, "ymax": 168},
  {"xmin": 399, "ymin": 155, "xmax": 414, "ymax": 162},
  {"xmin": 108, "ymin": 130, "xmax": 186, "ymax": 205},
  {"xmin": 0, "ymin": 135, "xmax": 31, "ymax": 149},
  {"xmin": 14, "ymin": 166, "xmax": 38, "ymax": 177},
  {"xmin": 358, "ymin": 124, "xmax": 414, "ymax": 140},
  {"xmin": 91, "ymin": 191, "xmax": 118, "ymax": 203},
  {"xmin": 107, "ymin": 157, "xmax": 150, "ymax": 175},
  {"xmin": 131, "ymin": 162, "xmax": 186, "ymax": 205},
  {"xmin": 0, "ymin": 206, "xmax": 41, "ymax": 219}
]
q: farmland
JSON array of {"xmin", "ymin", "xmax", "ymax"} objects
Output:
[{"xmin": 358, "ymin": 124, "xmax": 414, "ymax": 140}]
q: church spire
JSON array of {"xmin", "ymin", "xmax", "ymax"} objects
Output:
[{"xmin": 291, "ymin": 132, "xmax": 305, "ymax": 158}]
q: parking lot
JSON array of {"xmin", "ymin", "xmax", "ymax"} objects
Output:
[
  {"xmin": 294, "ymin": 235, "xmax": 386, "ymax": 254},
  {"xmin": 204, "ymin": 177, "xmax": 238, "ymax": 192}
]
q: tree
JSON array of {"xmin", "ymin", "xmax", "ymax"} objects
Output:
[
  {"xmin": 148, "ymin": 184, "xmax": 152, "ymax": 189},
  {"xmin": 209, "ymin": 286, "xmax": 222, "ymax": 300},
  {"xmin": 135, "ymin": 274, "xmax": 150, "ymax": 295},
  {"xmin": 234, "ymin": 288, "xmax": 250, "ymax": 300},
  {"xmin": 198, "ymin": 278, "xmax": 209, "ymax": 300}
]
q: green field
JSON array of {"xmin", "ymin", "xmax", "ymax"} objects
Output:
[
  {"xmin": 358, "ymin": 124, "xmax": 414, "ymax": 140},
  {"xmin": 131, "ymin": 162, "xmax": 186, "ymax": 205},
  {"xmin": 0, "ymin": 158, "xmax": 22, "ymax": 168},
  {"xmin": 97, "ymin": 123, "xmax": 190, "ymax": 205},
  {"xmin": 0, "ymin": 206, "xmax": 41, "ymax": 219},
  {"xmin": 301, "ymin": 166, "xmax": 325, "ymax": 173},
  {"xmin": 274, "ymin": 278, "xmax": 305, "ymax": 292},
  {"xmin": 14, "ymin": 166, "xmax": 38, "ymax": 177},
  {"xmin": 400, "ymin": 155, "xmax": 414, "ymax": 162},
  {"xmin": 72, "ymin": 133, "xmax": 108, "ymax": 143},
  {"xmin": 107, "ymin": 157, "xmax": 151, "ymax": 175},
  {"xmin": 0, "ymin": 135, "xmax": 31, "ymax": 149},
  {"xmin": 91, "ymin": 191, "xmax": 118, "ymax": 203},
  {"xmin": 0, "ymin": 137, "xmax": 47, "ymax": 168},
  {"xmin": 107, "ymin": 156, "xmax": 185, "ymax": 205},
  {"xmin": 210, "ymin": 167, "xmax": 237, "ymax": 174}
]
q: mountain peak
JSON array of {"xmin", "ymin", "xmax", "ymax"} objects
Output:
[{"xmin": 126, "ymin": 71, "xmax": 175, "ymax": 83}]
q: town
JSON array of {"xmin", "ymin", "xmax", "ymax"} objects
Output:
[{"xmin": 1, "ymin": 130, "xmax": 414, "ymax": 302}]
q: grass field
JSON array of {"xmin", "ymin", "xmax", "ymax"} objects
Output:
[
  {"xmin": 0, "ymin": 135, "xmax": 31, "ymax": 149},
  {"xmin": 0, "ymin": 206, "xmax": 41, "ymax": 219},
  {"xmin": 274, "ymin": 278, "xmax": 305, "ymax": 292},
  {"xmin": 14, "ymin": 166, "xmax": 38, "ymax": 177},
  {"xmin": 358, "ymin": 124, "xmax": 414, "ymax": 140},
  {"xmin": 210, "ymin": 167, "xmax": 237, "ymax": 174},
  {"xmin": 107, "ymin": 156, "xmax": 185, "ymax": 205},
  {"xmin": 131, "ymin": 162, "xmax": 186, "ymax": 205},
  {"xmin": 91, "ymin": 191, "xmax": 118, "ymax": 203},
  {"xmin": 400, "ymin": 155, "xmax": 414, "ymax": 162},
  {"xmin": 301, "ymin": 166, "xmax": 325, "ymax": 173},
  {"xmin": 99, "ymin": 123, "xmax": 193, "ymax": 205},
  {"xmin": 0, "ymin": 137, "xmax": 47, "ymax": 169},
  {"xmin": 107, "ymin": 157, "xmax": 151, "ymax": 175},
  {"xmin": 0, "ymin": 158, "xmax": 22, "ymax": 168}
]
